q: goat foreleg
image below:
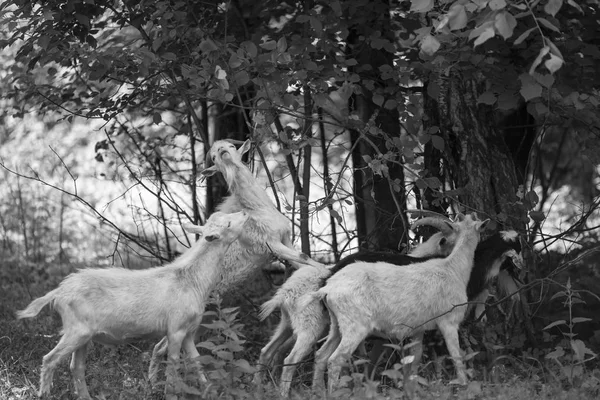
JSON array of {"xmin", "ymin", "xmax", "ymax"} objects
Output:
[{"xmin": 267, "ymin": 241, "xmax": 323, "ymax": 268}]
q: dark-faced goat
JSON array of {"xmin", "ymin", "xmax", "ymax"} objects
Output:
[{"xmin": 313, "ymin": 214, "xmax": 489, "ymax": 392}]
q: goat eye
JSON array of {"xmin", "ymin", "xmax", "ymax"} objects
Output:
[{"xmin": 227, "ymin": 222, "xmax": 231, "ymax": 227}]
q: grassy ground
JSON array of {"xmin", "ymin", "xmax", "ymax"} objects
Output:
[{"xmin": 2, "ymin": 270, "xmax": 600, "ymax": 400}]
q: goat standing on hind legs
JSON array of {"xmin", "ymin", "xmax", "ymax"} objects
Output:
[
  {"xmin": 16, "ymin": 211, "xmax": 250, "ymax": 400},
  {"xmin": 148, "ymin": 139, "xmax": 325, "ymax": 385}
]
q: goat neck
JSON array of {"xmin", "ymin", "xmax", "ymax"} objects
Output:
[
  {"xmin": 444, "ymin": 216, "xmax": 485, "ymax": 284},
  {"xmin": 212, "ymin": 143, "xmax": 275, "ymax": 212}
]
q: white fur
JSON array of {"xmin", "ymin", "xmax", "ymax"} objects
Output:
[
  {"xmin": 16, "ymin": 211, "xmax": 249, "ymax": 400},
  {"xmin": 314, "ymin": 214, "xmax": 487, "ymax": 392}
]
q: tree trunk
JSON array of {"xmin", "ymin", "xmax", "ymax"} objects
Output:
[
  {"xmin": 423, "ymin": 68, "xmax": 534, "ymax": 345},
  {"xmin": 423, "ymin": 70, "xmax": 527, "ymax": 230},
  {"xmin": 348, "ymin": 7, "xmax": 408, "ymax": 251}
]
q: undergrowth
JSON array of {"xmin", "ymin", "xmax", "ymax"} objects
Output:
[{"xmin": 1, "ymin": 261, "xmax": 600, "ymax": 400}]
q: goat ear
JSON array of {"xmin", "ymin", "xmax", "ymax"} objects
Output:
[
  {"xmin": 201, "ymin": 165, "xmax": 218, "ymax": 177},
  {"xmin": 238, "ymin": 139, "xmax": 252, "ymax": 156},
  {"xmin": 205, "ymin": 233, "xmax": 221, "ymax": 242},
  {"xmin": 182, "ymin": 223, "xmax": 204, "ymax": 235}
]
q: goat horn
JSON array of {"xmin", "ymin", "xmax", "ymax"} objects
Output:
[
  {"xmin": 406, "ymin": 208, "xmax": 452, "ymax": 222},
  {"xmin": 411, "ymin": 217, "xmax": 455, "ymax": 236}
]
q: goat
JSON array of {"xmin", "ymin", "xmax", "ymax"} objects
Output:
[
  {"xmin": 16, "ymin": 210, "xmax": 250, "ymax": 400},
  {"xmin": 148, "ymin": 139, "xmax": 324, "ymax": 383},
  {"xmin": 254, "ymin": 216, "xmax": 457, "ymax": 396},
  {"xmin": 310, "ymin": 213, "xmax": 489, "ymax": 392}
]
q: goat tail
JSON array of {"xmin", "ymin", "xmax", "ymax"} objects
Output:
[
  {"xmin": 259, "ymin": 294, "xmax": 283, "ymax": 321},
  {"xmin": 296, "ymin": 290, "xmax": 327, "ymax": 313},
  {"xmin": 16, "ymin": 289, "xmax": 58, "ymax": 319}
]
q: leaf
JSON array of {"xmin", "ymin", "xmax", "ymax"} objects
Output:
[
  {"xmin": 152, "ymin": 112, "xmax": 162, "ymax": 124},
  {"xmin": 199, "ymin": 39, "xmax": 218, "ymax": 52},
  {"xmin": 477, "ymin": 91, "xmax": 497, "ymax": 105},
  {"xmin": 529, "ymin": 46, "xmax": 550, "ymax": 75},
  {"xmin": 384, "ymin": 99, "xmax": 398, "ymax": 110},
  {"xmin": 162, "ymin": 52, "xmax": 177, "ymax": 61},
  {"xmin": 75, "ymin": 13, "xmax": 90, "ymax": 28},
  {"xmin": 543, "ymin": 320, "xmax": 567, "ymax": 330},
  {"xmin": 38, "ymin": 35, "xmax": 51, "ymax": 50},
  {"xmin": 544, "ymin": 53, "xmax": 564, "ymax": 74},
  {"xmin": 538, "ymin": 17, "xmax": 560, "ymax": 32},
  {"xmin": 529, "ymin": 210, "xmax": 545, "ymax": 222},
  {"xmin": 533, "ymin": 73, "xmax": 554, "ymax": 88},
  {"xmin": 241, "ymin": 41, "xmax": 258, "ymax": 58},
  {"xmin": 571, "ymin": 339, "xmax": 595, "ymax": 362},
  {"xmin": 545, "ymin": 346, "xmax": 565, "ymax": 359},
  {"xmin": 276, "ymin": 36, "xmax": 287, "ymax": 53},
  {"xmin": 431, "ymin": 135, "xmax": 445, "ymax": 151},
  {"xmin": 234, "ymin": 70, "xmax": 249, "ymax": 86},
  {"xmin": 494, "ymin": 11, "xmax": 517, "ymax": 39},
  {"xmin": 372, "ymin": 93, "xmax": 384, "ymax": 107},
  {"xmin": 410, "ymin": 0, "xmax": 434, "ymax": 12},
  {"xmin": 544, "ymin": 0, "xmax": 563, "ymax": 17},
  {"xmin": 449, "ymin": 4, "xmax": 468, "ymax": 31},
  {"xmin": 572, "ymin": 317, "xmax": 593, "ymax": 324},
  {"xmin": 497, "ymin": 91, "xmax": 519, "ymax": 110},
  {"xmin": 420, "ymin": 34, "xmax": 440, "ymax": 55},
  {"xmin": 550, "ymin": 290, "xmax": 566, "ymax": 301},
  {"xmin": 489, "ymin": 0, "xmax": 507, "ymax": 10},
  {"xmin": 228, "ymin": 53, "xmax": 242, "ymax": 68},
  {"xmin": 310, "ymin": 17, "xmax": 323, "ymax": 35},
  {"xmin": 427, "ymin": 81, "xmax": 440, "ymax": 99},
  {"xmin": 215, "ymin": 65, "xmax": 227, "ymax": 79},
  {"xmin": 473, "ymin": 25, "xmax": 495, "ymax": 47},
  {"xmin": 567, "ymin": 0, "xmax": 583, "ymax": 12},
  {"xmin": 514, "ymin": 27, "xmax": 536, "ymax": 45},
  {"xmin": 259, "ymin": 40, "xmax": 277, "ymax": 50}
]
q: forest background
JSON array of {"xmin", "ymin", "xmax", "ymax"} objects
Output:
[{"xmin": 1, "ymin": 0, "xmax": 600, "ymax": 399}]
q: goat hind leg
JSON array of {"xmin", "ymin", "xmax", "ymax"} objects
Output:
[
  {"xmin": 148, "ymin": 337, "xmax": 168, "ymax": 387},
  {"xmin": 70, "ymin": 344, "xmax": 91, "ymax": 400},
  {"xmin": 253, "ymin": 320, "xmax": 293, "ymax": 385},
  {"xmin": 326, "ymin": 330, "xmax": 368, "ymax": 393},
  {"xmin": 438, "ymin": 322, "xmax": 467, "ymax": 385},
  {"xmin": 279, "ymin": 331, "xmax": 320, "ymax": 397},
  {"xmin": 39, "ymin": 331, "xmax": 91, "ymax": 398}
]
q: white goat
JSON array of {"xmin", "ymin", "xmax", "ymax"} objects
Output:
[
  {"xmin": 16, "ymin": 210, "xmax": 250, "ymax": 400},
  {"xmin": 312, "ymin": 213, "xmax": 488, "ymax": 392},
  {"xmin": 254, "ymin": 216, "xmax": 457, "ymax": 396},
  {"xmin": 149, "ymin": 139, "xmax": 324, "ymax": 382}
]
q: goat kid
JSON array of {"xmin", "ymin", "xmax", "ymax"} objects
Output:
[
  {"xmin": 313, "ymin": 213, "xmax": 489, "ymax": 392},
  {"xmin": 149, "ymin": 139, "xmax": 324, "ymax": 383},
  {"xmin": 254, "ymin": 216, "xmax": 457, "ymax": 396},
  {"xmin": 17, "ymin": 211, "xmax": 249, "ymax": 400}
]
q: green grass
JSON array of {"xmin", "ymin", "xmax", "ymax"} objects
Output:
[{"xmin": 2, "ymin": 274, "xmax": 600, "ymax": 400}]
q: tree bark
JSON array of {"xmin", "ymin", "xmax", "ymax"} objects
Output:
[
  {"xmin": 423, "ymin": 68, "xmax": 534, "ymax": 345},
  {"xmin": 348, "ymin": 6, "xmax": 408, "ymax": 251},
  {"xmin": 423, "ymin": 70, "xmax": 527, "ymax": 230}
]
